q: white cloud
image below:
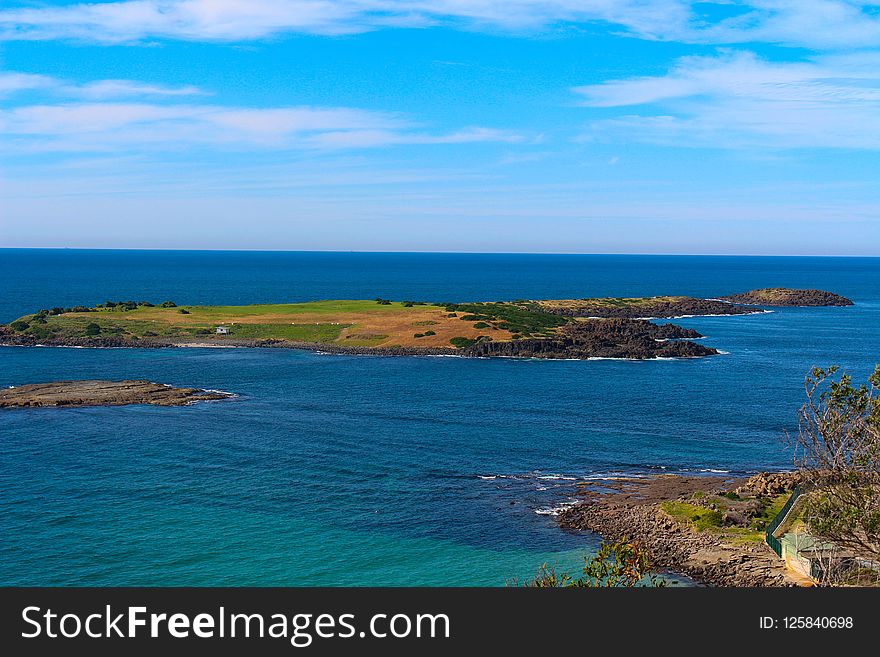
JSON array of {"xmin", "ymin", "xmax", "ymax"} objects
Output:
[
  {"xmin": 74, "ymin": 79, "xmax": 206, "ymax": 99},
  {"xmin": 0, "ymin": 71, "xmax": 57, "ymax": 94},
  {"xmin": 0, "ymin": 70, "xmax": 205, "ymax": 98},
  {"xmin": 0, "ymin": 101, "xmax": 524, "ymax": 152},
  {"xmin": 575, "ymin": 50, "xmax": 880, "ymax": 149},
  {"xmin": 0, "ymin": 1, "xmax": 714, "ymax": 43},
  {"xmin": 696, "ymin": 1, "xmax": 880, "ymax": 50},
  {"xmin": 1, "ymin": 1, "xmax": 880, "ymax": 49}
]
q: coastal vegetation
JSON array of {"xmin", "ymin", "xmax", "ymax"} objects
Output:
[
  {"xmin": 525, "ymin": 540, "xmax": 665, "ymax": 588},
  {"xmin": 536, "ymin": 296, "xmax": 758, "ymax": 318},
  {"xmin": 792, "ymin": 366, "xmax": 880, "ymax": 573},
  {"xmin": 441, "ymin": 302, "xmax": 568, "ymax": 337},
  {"xmin": 660, "ymin": 491, "xmax": 790, "ymax": 541}
]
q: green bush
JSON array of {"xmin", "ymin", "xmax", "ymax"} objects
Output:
[
  {"xmin": 178, "ymin": 309, "xmax": 190, "ymax": 314},
  {"xmin": 696, "ymin": 510, "xmax": 723, "ymax": 530},
  {"xmin": 414, "ymin": 333, "xmax": 424, "ymax": 338},
  {"xmin": 525, "ymin": 540, "xmax": 665, "ymax": 588},
  {"xmin": 160, "ymin": 301, "xmax": 177, "ymax": 308},
  {"xmin": 423, "ymin": 330, "xmax": 436, "ymax": 336},
  {"xmin": 10, "ymin": 321, "xmax": 29, "ymax": 332},
  {"xmin": 28, "ymin": 326, "xmax": 51, "ymax": 340},
  {"xmin": 473, "ymin": 321, "xmax": 490, "ymax": 329},
  {"xmin": 444, "ymin": 302, "xmax": 569, "ymax": 336},
  {"xmin": 84, "ymin": 323, "xmax": 101, "ymax": 336},
  {"xmin": 450, "ymin": 336, "xmax": 476, "ymax": 348}
]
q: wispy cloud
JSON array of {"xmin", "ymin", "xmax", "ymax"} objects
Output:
[
  {"xmin": 0, "ymin": 101, "xmax": 524, "ymax": 153},
  {"xmin": 0, "ymin": 1, "xmax": 688, "ymax": 42},
  {"xmin": 575, "ymin": 50, "xmax": 880, "ymax": 149},
  {"xmin": 0, "ymin": 70, "xmax": 205, "ymax": 98},
  {"xmin": 2, "ymin": 1, "xmax": 880, "ymax": 49},
  {"xmin": 0, "ymin": 71, "xmax": 57, "ymax": 94}
]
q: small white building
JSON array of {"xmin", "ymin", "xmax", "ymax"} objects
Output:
[{"xmin": 215, "ymin": 326, "xmax": 230, "ymax": 335}]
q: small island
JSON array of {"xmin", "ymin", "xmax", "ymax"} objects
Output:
[
  {"xmin": 0, "ymin": 287, "xmax": 851, "ymax": 360},
  {"xmin": 720, "ymin": 288, "xmax": 854, "ymax": 307},
  {"xmin": 0, "ymin": 380, "xmax": 234, "ymax": 409}
]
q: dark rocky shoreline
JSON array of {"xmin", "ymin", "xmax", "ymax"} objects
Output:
[
  {"xmin": 0, "ymin": 318, "xmax": 717, "ymax": 360},
  {"xmin": 464, "ymin": 319, "xmax": 717, "ymax": 359}
]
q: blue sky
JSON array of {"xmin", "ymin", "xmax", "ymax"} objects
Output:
[{"xmin": 1, "ymin": 1, "xmax": 879, "ymax": 254}]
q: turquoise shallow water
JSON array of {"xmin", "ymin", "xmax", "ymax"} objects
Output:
[{"xmin": 1, "ymin": 251, "xmax": 878, "ymax": 585}]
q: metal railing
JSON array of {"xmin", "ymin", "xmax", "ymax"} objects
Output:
[{"xmin": 765, "ymin": 486, "xmax": 802, "ymax": 557}]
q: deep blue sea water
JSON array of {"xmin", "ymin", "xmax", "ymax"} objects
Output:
[{"xmin": 1, "ymin": 250, "xmax": 878, "ymax": 585}]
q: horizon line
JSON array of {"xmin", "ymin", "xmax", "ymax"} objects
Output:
[{"xmin": 0, "ymin": 247, "xmax": 878, "ymax": 258}]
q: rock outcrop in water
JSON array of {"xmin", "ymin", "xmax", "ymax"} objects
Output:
[
  {"xmin": 462, "ymin": 319, "xmax": 717, "ymax": 359},
  {"xmin": 0, "ymin": 380, "xmax": 234, "ymax": 408},
  {"xmin": 720, "ymin": 288, "xmax": 854, "ymax": 307}
]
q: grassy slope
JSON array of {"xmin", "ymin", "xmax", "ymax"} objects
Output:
[
  {"xmin": 6, "ymin": 300, "xmax": 525, "ymax": 348},
  {"xmin": 661, "ymin": 492, "xmax": 790, "ymax": 544}
]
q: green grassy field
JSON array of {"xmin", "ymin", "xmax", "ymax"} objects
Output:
[{"xmin": 3, "ymin": 299, "xmax": 520, "ymax": 348}]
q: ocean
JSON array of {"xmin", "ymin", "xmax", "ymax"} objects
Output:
[{"xmin": 1, "ymin": 250, "xmax": 878, "ymax": 585}]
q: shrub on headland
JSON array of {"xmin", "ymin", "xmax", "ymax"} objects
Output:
[
  {"xmin": 10, "ymin": 321, "xmax": 29, "ymax": 332},
  {"xmin": 84, "ymin": 323, "xmax": 101, "ymax": 336},
  {"xmin": 523, "ymin": 540, "xmax": 665, "ymax": 588},
  {"xmin": 794, "ymin": 365, "xmax": 880, "ymax": 568}
]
